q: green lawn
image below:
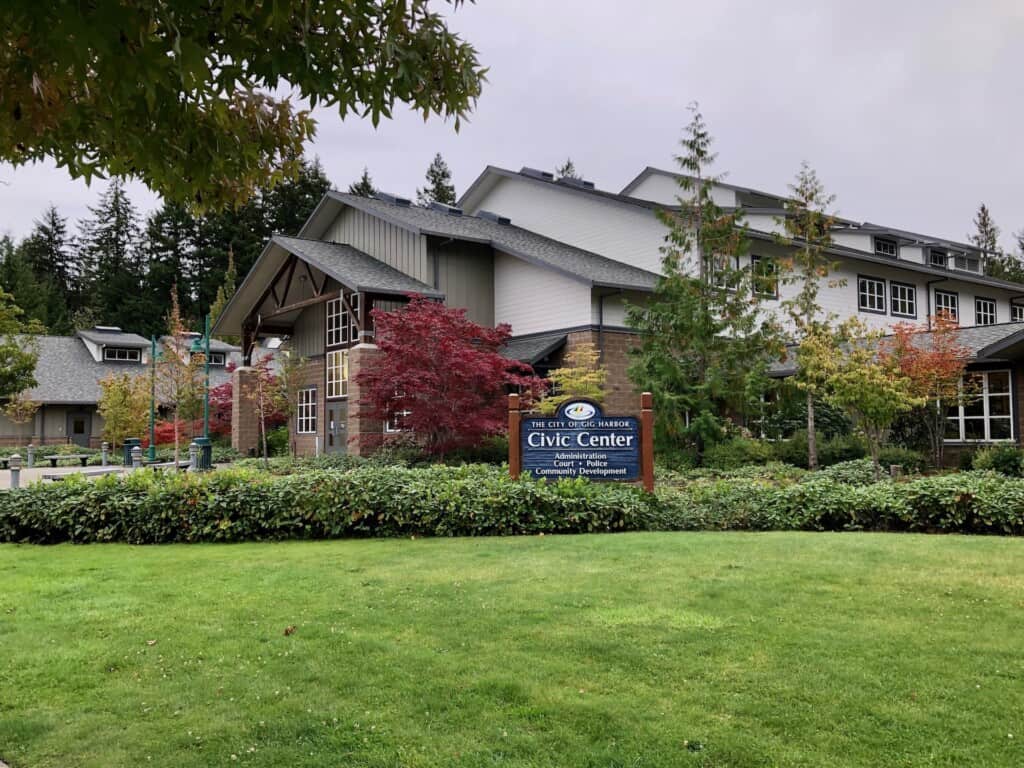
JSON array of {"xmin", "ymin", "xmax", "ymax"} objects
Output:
[{"xmin": 1, "ymin": 533, "xmax": 1022, "ymax": 767}]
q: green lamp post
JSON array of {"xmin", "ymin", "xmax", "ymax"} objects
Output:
[
  {"xmin": 189, "ymin": 314, "xmax": 213, "ymax": 469},
  {"xmin": 148, "ymin": 335, "xmax": 157, "ymax": 461}
]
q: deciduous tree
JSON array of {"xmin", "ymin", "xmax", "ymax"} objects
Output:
[
  {"xmin": 889, "ymin": 314, "xmax": 971, "ymax": 468},
  {"xmin": 627, "ymin": 105, "xmax": 782, "ymax": 457},
  {"xmin": 155, "ymin": 289, "xmax": 204, "ymax": 463},
  {"xmin": 0, "ymin": 288, "xmax": 43, "ymax": 402},
  {"xmin": 356, "ymin": 297, "xmax": 544, "ymax": 456},
  {"xmin": 537, "ymin": 343, "xmax": 604, "ymax": 415},
  {"xmin": 97, "ymin": 372, "xmax": 150, "ymax": 449},
  {"xmin": 1, "ymin": 1, "xmax": 485, "ymax": 210}
]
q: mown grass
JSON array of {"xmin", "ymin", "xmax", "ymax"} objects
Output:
[{"xmin": 1, "ymin": 532, "xmax": 1022, "ymax": 767}]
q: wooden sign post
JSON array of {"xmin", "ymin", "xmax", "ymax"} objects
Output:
[{"xmin": 508, "ymin": 392, "xmax": 654, "ymax": 492}]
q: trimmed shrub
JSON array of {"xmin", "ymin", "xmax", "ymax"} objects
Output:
[
  {"xmin": 702, "ymin": 438, "xmax": 775, "ymax": 470},
  {"xmin": 816, "ymin": 459, "xmax": 884, "ymax": 487},
  {"xmin": 877, "ymin": 446, "xmax": 928, "ymax": 474},
  {"xmin": 773, "ymin": 432, "xmax": 867, "ymax": 469},
  {"xmin": 972, "ymin": 445, "xmax": 1023, "ymax": 477}
]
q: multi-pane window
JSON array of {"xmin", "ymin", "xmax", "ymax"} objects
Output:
[
  {"xmin": 326, "ymin": 297, "xmax": 345, "ymax": 347},
  {"xmin": 711, "ymin": 254, "xmax": 739, "ymax": 289},
  {"xmin": 857, "ymin": 276, "xmax": 885, "ymax": 313},
  {"xmin": 349, "ymin": 293, "xmax": 361, "ymax": 342},
  {"xmin": 385, "ymin": 390, "xmax": 412, "ymax": 433},
  {"xmin": 975, "ymin": 297, "xmax": 997, "ymax": 326},
  {"xmin": 945, "ymin": 371, "xmax": 1012, "ymax": 442},
  {"xmin": 935, "ymin": 290, "xmax": 959, "ymax": 321},
  {"xmin": 890, "ymin": 282, "xmax": 917, "ymax": 318},
  {"xmin": 954, "ymin": 254, "xmax": 981, "ymax": 273},
  {"xmin": 208, "ymin": 352, "xmax": 226, "ymax": 366},
  {"xmin": 104, "ymin": 347, "xmax": 141, "ymax": 362},
  {"xmin": 929, "ymin": 249, "xmax": 948, "ymax": 268},
  {"xmin": 874, "ymin": 237, "xmax": 898, "ymax": 258},
  {"xmin": 297, "ymin": 387, "xmax": 317, "ymax": 434},
  {"xmin": 1013, "ymin": 304, "xmax": 1024, "ymax": 322},
  {"xmin": 326, "ymin": 349, "xmax": 349, "ymax": 398},
  {"xmin": 750, "ymin": 254, "xmax": 778, "ymax": 299}
]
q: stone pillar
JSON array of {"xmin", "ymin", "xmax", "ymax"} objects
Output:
[
  {"xmin": 231, "ymin": 366, "xmax": 261, "ymax": 457},
  {"xmin": 346, "ymin": 344, "xmax": 383, "ymax": 457}
]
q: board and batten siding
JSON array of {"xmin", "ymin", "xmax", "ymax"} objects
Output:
[
  {"xmin": 431, "ymin": 239, "xmax": 495, "ymax": 326},
  {"xmin": 465, "ymin": 177, "xmax": 667, "ymax": 274},
  {"xmin": 324, "ymin": 206, "xmax": 430, "ymax": 284},
  {"xmin": 290, "ymin": 299, "xmax": 327, "ymax": 358},
  {"xmin": 625, "ymin": 172, "xmax": 737, "ymax": 208},
  {"xmin": 494, "ymin": 252, "xmax": 590, "ymax": 336}
]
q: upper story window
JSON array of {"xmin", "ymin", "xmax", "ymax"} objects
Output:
[
  {"xmin": 326, "ymin": 349, "xmax": 349, "ymax": 399},
  {"xmin": 711, "ymin": 254, "xmax": 740, "ymax": 289},
  {"xmin": 208, "ymin": 352, "xmax": 226, "ymax": 366},
  {"xmin": 954, "ymin": 253, "xmax": 981, "ymax": 273},
  {"xmin": 890, "ymin": 282, "xmax": 917, "ymax": 318},
  {"xmin": 976, "ymin": 297, "xmax": 997, "ymax": 326},
  {"xmin": 935, "ymin": 290, "xmax": 959, "ymax": 321},
  {"xmin": 929, "ymin": 249, "xmax": 949, "ymax": 269},
  {"xmin": 297, "ymin": 387, "xmax": 317, "ymax": 434},
  {"xmin": 326, "ymin": 293, "xmax": 361, "ymax": 347},
  {"xmin": 857, "ymin": 276, "xmax": 886, "ymax": 313},
  {"xmin": 750, "ymin": 254, "xmax": 778, "ymax": 299},
  {"xmin": 1013, "ymin": 304, "xmax": 1024, "ymax": 322},
  {"xmin": 104, "ymin": 347, "xmax": 141, "ymax": 362},
  {"xmin": 874, "ymin": 237, "xmax": 898, "ymax": 258}
]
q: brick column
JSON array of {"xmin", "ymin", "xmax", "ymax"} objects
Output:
[
  {"xmin": 347, "ymin": 344, "xmax": 383, "ymax": 457},
  {"xmin": 231, "ymin": 367, "xmax": 261, "ymax": 456}
]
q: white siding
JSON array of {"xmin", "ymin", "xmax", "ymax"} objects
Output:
[
  {"xmin": 591, "ymin": 290, "xmax": 649, "ymax": 327},
  {"xmin": 745, "ymin": 213, "xmax": 786, "ymax": 235},
  {"xmin": 465, "ymin": 177, "xmax": 667, "ymax": 274},
  {"xmin": 625, "ymin": 173, "xmax": 737, "ymax": 208},
  {"xmin": 831, "ymin": 231, "xmax": 872, "ymax": 251},
  {"xmin": 494, "ymin": 252, "xmax": 591, "ymax": 336}
]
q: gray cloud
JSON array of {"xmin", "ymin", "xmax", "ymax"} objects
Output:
[{"xmin": 2, "ymin": 0, "xmax": 1021, "ymax": 249}]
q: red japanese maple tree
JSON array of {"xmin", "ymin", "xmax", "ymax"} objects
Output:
[
  {"xmin": 356, "ymin": 296, "xmax": 545, "ymax": 456},
  {"xmin": 887, "ymin": 314, "xmax": 972, "ymax": 467}
]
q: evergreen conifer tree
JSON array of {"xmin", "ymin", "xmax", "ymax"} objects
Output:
[
  {"xmin": 555, "ymin": 158, "xmax": 581, "ymax": 180},
  {"xmin": 416, "ymin": 153, "xmax": 456, "ymax": 205},
  {"xmin": 348, "ymin": 167, "xmax": 376, "ymax": 197}
]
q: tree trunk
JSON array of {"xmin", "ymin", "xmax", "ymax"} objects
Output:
[
  {"xmin": 806, "ymin": 390, "xmax": 818, "ymax": 471},
  {"xmin": 932, "ymin": 404, "xmax": 944, "ymax": 469},
  {"xmin": 173, "ymin": 409, "xmax": 179, "ymax": 465}
]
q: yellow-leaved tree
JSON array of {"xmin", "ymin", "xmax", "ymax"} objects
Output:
[
  {"xmin": 97, "ymin": 373, "xmax": 149, "ymax": 450},
  {"xmin": 537, "ymin": 342, "xmax": 608, "ymax": 415}
]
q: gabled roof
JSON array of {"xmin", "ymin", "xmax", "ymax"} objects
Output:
[
  {"xmin": 500, "ymin": 332, "xmax": 568, "ymax": 364},
  {"xmin": 326, "ymin": 191, "xmax": 659, "ymax": 292},
  {"xmin": 272, "ymin": 235, "xmax": 444, "ymax": 298},
  {"xmin": 619, "ymin": 166, "xmax": 792, "ymax": 208}
]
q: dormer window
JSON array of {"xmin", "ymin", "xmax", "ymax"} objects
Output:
[
  {"xmin": 208, "ymin": 352, "xmax": 226, "ymax": 366},
  {"xmin": 874, "ymin": 237, "xmax": 898, "ymax": 258},
  {"xmin": 954, "ymin": 253, "xmax": 981, "ymax": 273},
  {"xmin": 929, "ymin": 249, "xmax": 948, "ymax": 269},
  {"xmin": 104, "ymin": 347, "xmax": 141, "ymax": 362}
]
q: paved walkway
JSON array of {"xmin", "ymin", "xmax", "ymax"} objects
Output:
[{"xmin": 0, "ymin": 464, "xmax": 128, "ymax": 489}]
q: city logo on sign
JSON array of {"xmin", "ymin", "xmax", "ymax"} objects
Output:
[{"xmin": 563, "ymin": 401, "xmax": 596, "ymax": 421}]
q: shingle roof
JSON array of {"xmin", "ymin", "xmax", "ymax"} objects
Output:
[
  {"xmin": 500, "ymin": 332, "xmax": 568, "ymax": 364},
  {"xmin": 24, "ymin": 335, "xmax": 263, "ymax": 405},
  {"xmin": 329, "ymin": 192, "xmax": 660, "ymax": 292},
  {"xmin": 76, "ymin": 328, "xmax": 150, "ymax": 348},
  {"xmin": 272, "ymin": 235, "xmax": 444, "ymax": 298}
]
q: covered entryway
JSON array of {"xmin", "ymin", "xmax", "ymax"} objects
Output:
[{"xmin": 66, "ymin": 411, "xmax": 92, "ymax": 447}]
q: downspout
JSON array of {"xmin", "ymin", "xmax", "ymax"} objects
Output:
[{"xmin": 926, "ymin": 277, "xmax": 949, "ymax": 330}]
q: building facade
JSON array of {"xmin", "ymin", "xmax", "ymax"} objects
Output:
[{"xmin": 215, "ymin": 164, "xmax": 1024, "ymax": 456}]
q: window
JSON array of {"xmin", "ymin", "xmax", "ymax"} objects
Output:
[
  {"xmin": 857, "ymin": 276, "xmax": 886, "ymax": 313},
  {"xmin": 326, "ymin": 297, "xmax": 345, "ymax": 347},
  {"xmin": 711, "ymin": 254, "xmax": 739, "ymax": 289},
  {"xmin": 750, "ymin": 254, "xmax": 778, "ymax": 299},
  {"xmin": 975, "ymin": 297, "xmax": 997, "ymax": 326},
  {"xmin": 929, "ymin": 249, "xmax": 948, "ymax": 269},
  {"xmin": 104, "ymin": 347, "xmax": 141, "ymax": 362},
  {"xmin": 385, "ymin": 390, "xmax": 412, "ymax": 433},
  {"xmin": 208, "ymin": 352, "xmax": 226, "ymax": 366},
  {"xmin": 945, "ymin": 370, "xmax": 1012, "ymax": 442},
  {"xmin": 890, "ymin": 282, "xmax": 917, "ymax": 318},
  {"xmin": 297, "ymin": 387, "xmax": 317, "ymax": 434},
  {"xmin": 349, "ymin": 292, "xmax": 361, "ymax": 342},
  {"xmin": 935, "ymin": 290, "xmax": 959, "ymax": 321},
  {"xmin": 874, "ymin": 237, "xmax": 898, "ymax": 258},
  {"xmin": 954, "ymin": 253, "xmax": 981, "ymax": 273},
  {"xmin": 1012, "ymin": 304, "xmax": 1024, "ymax": 322},
  {"xmin": 326, "ymin": 349, "xmax": 349, "ymax": 398}
]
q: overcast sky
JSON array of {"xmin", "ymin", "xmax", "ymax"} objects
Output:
[{"xmin": 1, "ymin": 0, "xmax": 1021, "ymax": 249}]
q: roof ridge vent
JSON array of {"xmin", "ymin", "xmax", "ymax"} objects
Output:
[
  {"xmin": 478, "ymin": 210, "xmax": 512, "ymax": 226},
  {"xmin": 520, "ymin": 167, "xmax": 554, "ymax": 182},
  {"xmin": 428, "ymin": 201, "xmax": 463, "ymax": 216},
  {"xmin": 373, "ymin": 191, "xmax": 412, "ymax": 207},
  {"xmin": 92, "ymin": 325, "xmax": 123, "ymax": 332},
  {"xmin": 556, "ymin": 177, "xmax": 596, "ymax": 190}
]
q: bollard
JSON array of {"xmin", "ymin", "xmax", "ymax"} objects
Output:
[
  {"xmin": 101, "ymin": 441, "xmax": 109, "ymax": 467},
  {"xmin": 188, "ymin": 441, "xmax": 199, "ymax": 471},
  {"xmin": 26, "ymin": 443, "xmax": 34, "ymax": 469},
  {"xmin": 9, "ymin": 453, "xmax": 21, "ymax": 489},
  {"xmin": 131, "ymin": 445, "xmax": 143, "ymax": 469}
]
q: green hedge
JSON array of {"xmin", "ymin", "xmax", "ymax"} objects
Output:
[{"xmin": 2, "ymin": 465, "xmax": 1023, "ymax": 545}]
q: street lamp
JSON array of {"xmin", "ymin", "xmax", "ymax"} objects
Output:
[
  {"xmin": 148, "ymin": 335, "xmax": 158, "ymax": 461},
  {"xmin": 189, "ymin": 314, "xmax": 212, "ymax": 469}
]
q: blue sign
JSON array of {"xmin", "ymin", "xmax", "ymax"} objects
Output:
[{"xmin": 521, "ymin": 399, "xmax": 640, "ymax": 481}]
